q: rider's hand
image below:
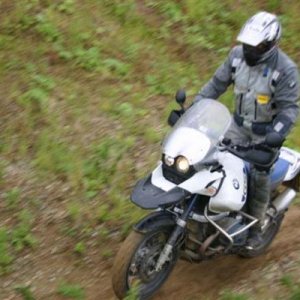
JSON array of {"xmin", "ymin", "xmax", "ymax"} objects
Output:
[{"xmin": 265, "ymin": 131, "xmax": 285, "ymax": 148}]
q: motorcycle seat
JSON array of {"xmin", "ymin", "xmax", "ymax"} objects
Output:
[{"xmin": 270, "ymin": 158, "xmax": 290, "ymax": 189}]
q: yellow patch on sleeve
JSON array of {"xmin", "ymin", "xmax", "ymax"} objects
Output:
[{"xmin": 257, "ymin": 94, "xmax": 270, "ymax": 105}]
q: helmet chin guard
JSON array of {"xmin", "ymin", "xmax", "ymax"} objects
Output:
[{"xmin": 242, "ymin": 42, "xmax": 278, "ymax": 66}]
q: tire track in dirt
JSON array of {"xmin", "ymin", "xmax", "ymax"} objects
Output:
[
  {"xmin": 105, "ymin": 205, "xmax": 300, "ymax": 300},
  {"xmin": 153, "ymin": 205, "xmax": 300, "ymax": 300}
]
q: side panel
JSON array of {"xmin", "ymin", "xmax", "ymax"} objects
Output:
[
  {"xmin": 280, "ymin": 147, "xmax": 300, "ymax": 181},
  {"xmin": 178, "ymin": 169, "xmax": 224, "ymax": 194},
  {"xmin": 209, "ymin": 152, "xmax": 247, "ymax": 213}
]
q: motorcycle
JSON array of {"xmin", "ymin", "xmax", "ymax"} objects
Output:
[{"xmin": 112, "ymin": 91, "xmax": 300, "ymax": 300}]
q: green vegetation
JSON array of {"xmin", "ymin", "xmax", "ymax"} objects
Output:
[
  {"xmin": 220, "ymin": 290, "xmax": 250, "ymax": 300},
  {"xmin": 125, "ymin": 280, "xmax": 140, "ymax": 300},
  {"xmin": 57, "ymin": 282, "xmax": 85, "ymax": 300},
  {"xmin": 0, "ymin": 228, "xmax": 13, "ymax": 275},
  {"xmin": 15, "ymin": 285, "xmax": 36, "ymax": 300},
  {"xmin": 4, "ymin": 187, "xmax": 21, "ymax": 209},
  {"xmin": 74, "ymin": 241, "xmax": 86, "ymax": 255},
  {"xmin": 1, "ymin": 0, "xmax": 300, "ymax": 298},
  {"xmin": 281, "ymin": 275, "xmax": 300, "ymax": 300},
  {"xmin": 12, "ymin": 209, "xmax": 37, "ymax": 251},
  {"xmin": 0, "ymin": 209, "xmax": 37, "ymax": 275}
]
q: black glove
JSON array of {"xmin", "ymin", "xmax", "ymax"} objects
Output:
[
  {"xmin": 265, "ymin": 113, "xmax": 293, "ymax": 148},
  {"xmin": 265, "ymin": 131, "xmax": 285, "ymax": 148}
]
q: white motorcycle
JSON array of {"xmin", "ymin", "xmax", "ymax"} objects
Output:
[{"xmin": 112, "ymin": 91, "xmax": 300, "ymax": 300}]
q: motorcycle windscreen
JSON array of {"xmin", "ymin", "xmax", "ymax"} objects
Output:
[{"xmin": 162, "ymin": 99, "xmax": 232, "ymax": 165}]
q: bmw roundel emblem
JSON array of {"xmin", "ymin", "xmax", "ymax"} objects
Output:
[{"xmin": 233, "ymin": 179, "xmax": 240, "ymax": 190}]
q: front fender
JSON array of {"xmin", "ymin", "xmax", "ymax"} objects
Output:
[{"xmin": 134, "ymin": 211, "xmax": 177, "ymax": 234}]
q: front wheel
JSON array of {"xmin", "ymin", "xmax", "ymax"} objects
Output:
[
  {"xmin": 112, "ymin": 227, "xmax": 178, "ymax": 299},
  {"xmin": 239, "ymin": 213, "xmax": 284, "ymax": 258}
]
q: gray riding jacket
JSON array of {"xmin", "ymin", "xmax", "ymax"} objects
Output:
[{"xmin": 195, "ymin": 45, "xmax": 299, "ymax": 136}]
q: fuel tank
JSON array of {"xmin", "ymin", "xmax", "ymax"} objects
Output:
[{"xmin": 209, "ymin": 152, "xmax": 247, "ymax": 213}]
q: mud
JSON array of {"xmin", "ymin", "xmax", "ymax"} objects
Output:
[
  {"xmin": 105, "ymin": 205, "xmax": 300, "ymax": 300},
  {"xmin": 2, "ymin": 202, "xmax": 299, "ymax": 300}
]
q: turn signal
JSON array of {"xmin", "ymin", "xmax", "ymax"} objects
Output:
[
  {"xmin": 199, "ymin": 186, "xmax": 218, "ymax": 196},
  {"xmin": 164, "ymin": 155, "xmax": 175, "ymax": 166}
]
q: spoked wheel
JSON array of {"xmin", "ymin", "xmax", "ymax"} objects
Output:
[
  {"xmin": 239, "ymin": 213, "xmax": 284, "ymax": 258},
  {"xmin": 112, "ymin": 227, "xmax": 178, "ymax": 300}
]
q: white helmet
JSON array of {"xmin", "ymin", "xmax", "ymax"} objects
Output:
[{"xmin": 237, "ymin": 12, "xmax": 281, "ymax": 66}]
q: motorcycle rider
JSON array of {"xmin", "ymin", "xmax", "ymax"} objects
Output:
[{"xmin": 194, "ymin": 11, "xmax": 299, "ymax": 249}]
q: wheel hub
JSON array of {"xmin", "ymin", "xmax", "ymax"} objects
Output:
[{"xmin": 128, "ymin": 237, "xmax": 166, "ymax": 284}]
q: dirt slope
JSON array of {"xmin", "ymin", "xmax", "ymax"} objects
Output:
[
  {"xmin": 155, "ymin": 206, "xmax": 300, "ymax": 300},
  {"xmin": 1, "ymin": 188, "xmax": 300, "ymax": 300},
  {"xmin": 105, "ymin": 206, "xmax": 300, "ymax": 300}
]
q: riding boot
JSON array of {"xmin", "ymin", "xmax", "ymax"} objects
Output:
[
  {"xmin": 245, "ymin": 167, "xmax": 271, "ymax": 250},
  {"xmin": 246, "ymin": 227, "xmax": 264, "ymax": 250}
]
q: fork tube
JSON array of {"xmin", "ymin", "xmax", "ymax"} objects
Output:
[
  {"xmin": 155, "ymin": 195, "xmax": 197, "ymax": 271},
  {"xmin": 168, "ymin": 194, "xmax": 198, "ymax": 244}
]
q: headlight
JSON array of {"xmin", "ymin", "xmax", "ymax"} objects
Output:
[
  {"xmin": 164, "ymin": 155, "xmax": 175, "ymax": 166},
  {"xmin": 176, "ymin": 156, "xmax": 190, "ymax": 173}
]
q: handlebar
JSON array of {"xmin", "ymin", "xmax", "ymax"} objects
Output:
[{"xmin": 220, "ymin": 139, "xmax": 279, "ymax": 170}]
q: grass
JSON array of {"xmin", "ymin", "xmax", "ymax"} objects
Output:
[
  {"xmin": 4, "ymin": 187, "xmax": 21, "ymax": 209},
  {"xmin": 280, "ymin": 274, "xmax": 300, "ymax": 300},
  {"xmin": 11, "ymin": 209, "xmax": 37, "ymax": 251},
  {"xmin": 1, "ymin": 0, "xmax": 300, "ymax": 299},
  {"xmin": 0, "ymin": 227, "xmax": 13, "ymax": 275},
  {"xmin": 124, "ymin": 279, "xmax": 140, "ymax": 300},
  {"xmin": 219, "ymin": 290, "xmax": 250, "ymax": 300},
  {"xmin": 74, "ymin": 241, "xmax": 86, "ymax": 255},
  {"xmin": 57, "ymin": 282, "xmax": 85, "ymax": 300},
  {"xmin": 15, "ymin": 285, "xmax": 36, "ymax": 300}
]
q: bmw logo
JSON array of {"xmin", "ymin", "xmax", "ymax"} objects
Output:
[{"xmin": 233, "ymin": 179, "xmax": 240, "ymax": 190}]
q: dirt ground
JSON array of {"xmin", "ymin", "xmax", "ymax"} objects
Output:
[
  {"xmin": 1, "ymin": 202, "xmax": 300, "ymax": 300},
  {"xmin": 105, "ymin": 206, "xmax": 300, "ymax": 300}
]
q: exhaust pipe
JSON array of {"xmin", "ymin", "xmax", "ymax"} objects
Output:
[{"xmin": 272, "ymin": 188, "xmax": 297, "ymax": 213}]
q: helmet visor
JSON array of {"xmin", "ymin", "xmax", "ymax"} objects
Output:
[{"xmin": 243, "ymin": 42, "xmax": 273, "ymax": 55}]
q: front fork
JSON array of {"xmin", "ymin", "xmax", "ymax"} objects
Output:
[{"xmin": 155, "ymin": 195, "xmax": 198, "ymax": 271}]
